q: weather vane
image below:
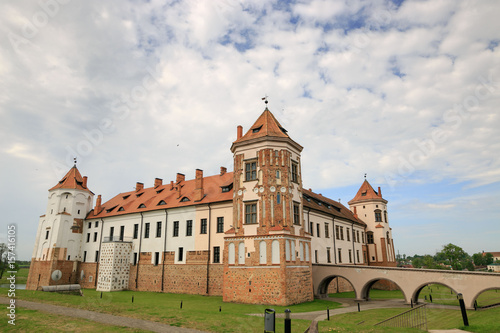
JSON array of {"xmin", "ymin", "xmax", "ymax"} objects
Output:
[
  {"xmin": 262, "ymin": 95, "xmax": 268, "ymax": 105},
  {"xmin": 364, "ymin": 173, "xmax": 367, "ymax": 179},
  {"xmin": 74, "ymin": 157, "xmax": 77, "ymax": 166}
]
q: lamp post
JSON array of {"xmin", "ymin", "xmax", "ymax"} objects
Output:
[
  {"xmin": 457, "ymin": 293, "xmax": 469, "ymax": 327},
  {"xmin": 284, "ymin": 309, "xmax": 291, "ymax": 333}
]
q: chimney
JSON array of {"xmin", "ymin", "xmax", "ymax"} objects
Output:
[
  {"xmin": 237, "ymin": 125, "xmax": 243, "ymax": 139},
  {"xmin": 353, "ymin": 206, "xmax": 358, "ymax": 218},
  {"xmin": 194, "ymin": 169, "xmax": 204, "ymax": 201},
  {"xmin": 94, "ymin": 195, "xmax": 102, "ymax": 216},
  {"xmin": 220, "ymin": 166, "xmax": 227, "ymax": 176},
  {"xmin": 378, "ymin": 187, "xmax": 382, "ymax": 198},
  {"xmin": 177, "ymin": 183, "xmax": 182, "ymax": 199},
  {"xmin": 154, "ymin": 178, "xmax": 163, "ymax": 188},
  {"xmin": 136, "ymin": 182, "xmax": 144, "ymax": 192},
  {"xmin": 176, "ymin": 173, "xmax": 185, "ymax": 183},
  {"xmin": 82, "ymin": 176, "xmax": 88, "ymax": 188},
  {"xmin": 170, "ymin": 180, "xmax": 174, "ymax": 190}
]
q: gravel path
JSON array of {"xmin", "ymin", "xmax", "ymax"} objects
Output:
[{"xmin": 0, "ymin": 297, "xmax": 207, "ymax": 333}]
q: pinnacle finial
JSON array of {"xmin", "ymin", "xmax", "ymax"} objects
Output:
[
  {"xmin": 262, "ymin": 95, "xmax": 268, "ymax": 105},
  {"xmin": 74, "ymin": 157, "xmax": 77, "ymax": 166},
  {"xmin": 364, "ymin": 173, "xmax": 367, "ymax": 179}
]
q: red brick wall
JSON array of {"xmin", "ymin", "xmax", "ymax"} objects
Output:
[{"xmin": 26, "ymin": 257, "xmax": 79, "ymax": 290}]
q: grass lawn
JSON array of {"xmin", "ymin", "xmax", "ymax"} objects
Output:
[
  {"xmin": 0, "ymin": 307, "xmax": 148, "ymax": 332},
  {"xmin": 1, "ymin": 288, "xmax": 339, "ymax": 332},
  {"xmin": 0, "ymin": 267, "xmax": 29, "ymax": 285},
  {"xmin": 319, "ymin": 306, "xmax": 500, "ymax": 333}
]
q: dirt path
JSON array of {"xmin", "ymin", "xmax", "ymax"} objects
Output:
[{"xmin": 0, "ymin": 297, "xmax": 207, "ymax": 333}]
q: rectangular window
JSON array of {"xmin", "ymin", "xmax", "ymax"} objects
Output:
[
  {"xmin": 349, "ymin": 249, "xmax": 352, "ymax": 263},
  {"xmin": 83, "ymin": 251, "xmax": 87, "ymax": 263},
  {"xmin": 95, "ymin": 221, "xmax": 99, "ymax": 228},
  {"xmin": 178, "ymin": 247, "xmax": 183, "ymax": 261},
  {"xmin": 357, "ymin": 230, "xmax": 360, "ymax": 243},
  {"xmin": 245, "ymin": 161, "xmax": 257, "ymax": 181},
  {"xmin": 133, "ymin": 253, "xmax": 138, "ymax": 265},
  {"xmin": 293, "ymin": 203, "xmax": 300, "ymax": 225},
  {"xmin": 213, "ymin": 246, "xmax": 220, "ymax": 263},
  {"xmin": 173, "ymin": 221, "xmax": 179, "ymax": 237},
  {"xmin": 362, "ymin": 232, "xmax": 365, "ymax": 243},
  {"xmin": 245, "ymin": 203, "xmax": 257, "ymax": 224},
  {"xmin": 316, "ymin": 223, "xmax": 320, "ymax": 238},
  {"xmin": 310, "ymin": 222, "xmax": 314, "ymax": 236},
  {"xmin": 356, "ymin": 250, "xmax": 360, "ymax": 263},
  {"xmin": 315, "ymin": 250, "xmax": 318, "ymax": 263},
  {"xmin": 375, "ymin": 210, "xmax": 382, "ymax": 222},
  {"xmin": 156, "ymin": 221, "xmax": 162, "ymax": 238},
  {"xmin": 186, "ymin": 220, "xmax": 193, "ymax": 236},
  {"xmin": 110, "ymin": 227, "xmax": 114, "ymax": 239},
  {"xmin": 93, "ymin": 232, "xmax": 98, "ymax": 242},
  {"xmin": 327, "ymin": 248, "xmax": 331, "ymax": 263},
  {"xmin": 338, "ymin": 249, "xmax": 342, "ymax": 263},
  {"xmin": 95, "ymin": 251, "xmax": 99, "ymax": 263},
  {"xmin": 367, "ymin": 232, "xmax": 374, "ymax": 244},
  {"xmin": 200, "ymin": 218, "xmax": 207, "ymax": 234},
  {"xmin": 325, "ymin": 223, "xmax": 329, "ymax": 238},
  {"xmin": 340, "ymin": 226, "xmax": 344, "ymax": 240},
  {"xmin": 88, "ymin": 222, "xmax": 92, "ymax": 229},
  {"xmin": 144, "ymin": 223, "xmax": 150, "ymax": 239},
  {"xmin": 217, "ymin": 217, "xmax": 224, "ymax": 233},
  {"xmin": 154, "ymin": 252, "xmax": 160, "ymax": 266},
  {"xmin": 133, "ymin": 224, "xmax": 139, "ymax": 239},
  {"xmin": 120, "ymin": 225, "xmax": 124, "ymax": 241},
  {"xmin": 335, "ymin": 225, "xmax": 339, "ymax": 240},
  {"xmin": 86, "ymin": 233, "xmax": 90, "ymax": 243},
  {"xmin": 291, "ymin": 161, "xmax": 298, "ymax": 183},
  {"xmin": 347, "ymin": 228, "xmax": 350, "ymax": 242}
]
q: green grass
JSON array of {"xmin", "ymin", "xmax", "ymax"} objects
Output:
[
  {"xmin": 2, "ymin": 288, "xmax": 340, "ymax": 332},
  {"xmin": 0, "ymin": 267, "xmax": 29, "ymax": 285},
  {"xmin": 0, "ymin": 307, "xmax": 148, "ymax": 332},
  {"xmin": 319, "ymin": 306, "xmax": 500, "ymax": 333}
]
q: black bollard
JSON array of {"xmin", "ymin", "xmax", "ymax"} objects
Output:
[
  {"xmin": 132, "ymin": 296, "xmax": 134, "ymax": 303},
  {"xmin": 429, "ymin": 295, "xmax": 433, "ymax": 303},
  {"xmin": 284, "ymin": 309, "xmax": 291, "ymax": 333},
  {"xmin": 327, "ymin": 306, "xmax": 330, "ymax": 321},
  {"xmin": 180, "ymin": 301, "xmax": 183, "ymax": 309},
  {"xmin": 457, "ymin": 294, "xmax": 469, "ymax": 326},
  {"xmin": 357, "ymin": 303, "xmax": 360, "ymax": 312},
  {"xmin": 219, "ymin": 306, "xmax": 221, "ymax": 312},
  {"xmin": 100, "ymin": 292, "xmax": 102, "ymax": 299}
]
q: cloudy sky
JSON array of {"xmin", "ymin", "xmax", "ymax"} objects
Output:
[{"xmin": 1, "ymin": 0, "xmax": 499, "ymax": 261}]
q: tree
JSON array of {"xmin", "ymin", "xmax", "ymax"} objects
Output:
[
  {"xmin": 472, "ymin": 252, "xmax": 486, "ymax": 266},
  {"xmin": 484, "ymin": 252, "xmax": 494, "ymax": 265},
  {"xmin": 422, "ymin": 255, "xmax": 437, "ymax": 269},
  {"xmin": 436, "ymin": 243, "xmax": 469, "ymax": 270},
  {"xmin": 0, "ymin": 243, "xmax": 7, "ymax": 279},
  {"xmin": 412, "ymin": 257, "xmax": 423, "ymax": 268}
]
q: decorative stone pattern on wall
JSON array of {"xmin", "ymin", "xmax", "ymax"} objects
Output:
[{"xmin": 97, "ymin": 242, "xmax": 132, "ymax": 292}]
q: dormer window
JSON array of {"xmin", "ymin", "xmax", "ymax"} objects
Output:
[
  {"xmin": 180, "ymin": 197, "xmax": 190, "ymax": 202},
  {"xmin": 158, "ymin": 200, "xmax": 166, "ymax": 206},
  {"xmin": 122, "ymin": 195, "xmax": 130, "ymax": 200},
  {"xmin": 106, "ymin": 205, "xmax": 118, "ymax": 213},
  {"xmin": 136, "ymin": 192, "xmax": 144, "ymax": 197},
  {"xmin": 156, "ymin": 189, "xmax": 164, "ymax": 194},
  {"xmin": 252, "ymin": 125, "xmax": 262, "ymax": 133},
  {"xmin": 221, "ymin": 183, "xmax": 233, "ymax": 193},
  {"xmin": 118, "ymin": 207, "xmax": 124, "ymax": 211},
  {"xmin": 279, "ymin": 126, "xmax": 287, "ymax": 134},
  {"xmin": 361, "ymin": 191, "xmax": 367, "ymax": 196},
  {"xmin": 138, "ymin": 204, "xmax": 146, "ymax": 208}
]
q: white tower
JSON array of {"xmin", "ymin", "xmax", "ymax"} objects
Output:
[{"xmin": 27, "ymin": 165, "xmax": 94, "ymax": 289}]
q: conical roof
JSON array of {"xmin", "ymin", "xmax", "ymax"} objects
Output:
[
  {"xmin": 348, "ymin": 179, "xmax": 386, "ymax": 205},
  {"xmin": 49, "ymin": 165, "xmax": 92, "ymax": 193}
]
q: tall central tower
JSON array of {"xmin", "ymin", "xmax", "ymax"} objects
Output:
[{"xmin": 223, "ymin": 107, "xmax": 313, "ymax": 305}]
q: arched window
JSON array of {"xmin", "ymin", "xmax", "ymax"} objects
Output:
[
  {"xmin": 367, "ymin": 231, "xmax": 374, "ymax": 244},
  {"xmin": 228, "ymin": 243, "xmax": 235, "ymax": 265},
  {"xmin": 386, "ymin": 231, "xmax": 390, "ymax": 245},
  {"xmin": 291, "ymin": 240, "xmax": 296, "ymax": 261},
  {"xmin": 374, "ymin": 209, "xmax": 382, "ymax": 222},
  {"xmin": 238, "ymin": 242, "xmax": 245, "ymax": 264},
  {"xmin": 305, "ymin": 243, "xmax": 310, "ymax": 262},
  {"xmin": 259, "ymin": 241, "xmax": 267, "ymax": 264},
  {"xmin": 285, "ymin": 240, "xmax": 290, "ymax": 261},
  {"xmin": 299, "ymin": 242, "xmax": 304, "ymax": 261},
  {"xmin": 272, "ymin": 240, "xmax": 280, "ymax": 264}
]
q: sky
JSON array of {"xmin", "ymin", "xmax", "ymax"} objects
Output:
[{"xmin": 1, "ymin": 0, "xmax": 499, "ymax": 261}]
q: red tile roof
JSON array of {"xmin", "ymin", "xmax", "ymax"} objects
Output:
[
  {"xmin": 50, "ymin": 166, "xmax": 93, "ymax": 194},
  {"xmin": 302, "ymin": 189, "xmax": 366, "ymax": 227},
  {"xmin": 88, "ymin": 172, "xmax": 234, "ymax": 219},
  {"xmin": 348, "ymin": 180, "xmax": 387, "ymax": 205}
]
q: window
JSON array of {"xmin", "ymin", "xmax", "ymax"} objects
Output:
[
  {"xmin": 138, "ymin": 203, "xmax": 146, "ymax": 208},
  {"xmin": 346, "ymin": 228, "xmax": 350, "ymax": 241},
  {"xmin": 86, "ymin": 233, "xmax": 90, "ymax": 243},
  {"xmin": 88, "ymin": 222, "xmax": 92, "ymax": 229},
  {"xmin": 310, "ymin": 222, "xmax": 314, "ymax": 236},
  {"xmin": 178, "ymin": 247, "xmax": 183, "ymax": 261},
  {"xmin": 356, "ymin": 250, "xmax": 360, "ymax": 263},
  {"xmin": 156, "ymin": 221, "xmax": 162, "ymax": 238},
  {"xmin": 293, "ymin": 203, "xmax": 300, "ymax": 225},
  {"xmin": 83, "ymin": 251, "xmax": 87, "ymax": 262},
  {"xmin": 144, "ymin": 223, "xmax": 150, "ymax": 238},
  {"xmin": 110, "ymin": 227, "xmax": 114, "ymax": 239},
  {"xmin": 277, "ymin": 193, "xmax": 281, "ymax": 204},
  {"xmin": 77, "ymin": 209, "xmax": 81, "ymax": 215},
  {"xmin": 357, "ymin": 230, "xmax": 360, "ymax": 243},
  {"xmin": 186, "ymin": 220, "xmax": 193, "ymax": 236},
  {"xmin": 45, "ymin": 230, "xmax": 49, "ymax": 240},
  {"xmin": 245, "ymin": 203, "xmax": 257, "ymax": 224},
  {"xmin": 327, "ymin": 248, "xmax": 331, "ymax": 263},
  {"xmin": 245, "ymin": 161, "xmax": 257, "ymax": 181},
  {"xmin": 95, "ymin": 221, "xmax": 99, "ymax": 228},
  {"xmin": 362, "ymin": 232, "xmax": 365, "ymax": 243},
  {"xmin": 335, "ymin": 225, "xmax": 340, "ymax": 240},
  {"xmin": 133, "ymin": 253, "xmax": 138, "ymax": 265},
  {"xmin": 276, "ymin": 170, "xmax": 280, "ymax": 178},
  {"xmin": 93, "ymin": 232, "xmax": 97, "ymax": 242},
  {"xmin": 120, "ymin": 225, "xmax": 124, "ymax": 241},
  {"xmin": 216, "ymin": 217, "xmax": 224, "ymax": 233},
  {"xmin": 95, "ymin": 251, "xmax": 99, "ymax": 263},
  {"xmin": 291, "ymin": 161, "xmax": 298, "ymax": 183},
  {"xmin": 384, "ymin": 210, "xmax": 388, "ymax": 223},
  {"xmin": 338, "ymin": 249, "xmax": 342, "ymax": 263},
  {"xmin": 349, "ymin": 249, "xmax": 352, "ymax": 263},
  {"xmin": 367, "ymin": 232, "xmax": 374, "ymax": 244},
  {"xmin": 316, "ymin": 223, "xmax": 320, "ymax": 238},
  {"xmin": 325, "ymin": 223, "xmax": 329, "ymax": 238},
  {"xmin": 133, "ymin": 224, "xmax": 139, "ymax": 239},
  {"xmin": 173, "ymin": 221, "xmax": 179, "ymax": 237},
  {"xmin": 375, "ymin": 210, "xmax": 382, "ymax": 222},
  {"xmin": 154, "ymin": 252, "xmax": 160, "ymax": 266},
  {"xmin": 158, "ymin": 200, "xmax": 166, "ymax": 205},
  {"xmin": 340, "ymin": 226, "xmax": 344, "ymax": 240},
  {"xmin": 213, "ymin": 246, "xmax": 220, "ymax": 263},
  {"xmin": 180, "ymin": 197, "xmax": 190, "ymax": 202},
  {"xmin": 200, "ymin": 218, "xmax": 207, "ymax": 234}
]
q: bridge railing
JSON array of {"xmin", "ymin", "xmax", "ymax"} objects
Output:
[{"xmin": 374, "ymin": 304, "xmax": 427, "ymax": 331}]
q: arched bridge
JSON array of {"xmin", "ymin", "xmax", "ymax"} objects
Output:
[{"xmin": 313, "ymin": 264, "xmax": 500, "ymax": 309}]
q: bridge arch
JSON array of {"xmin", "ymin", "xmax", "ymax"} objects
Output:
[
  {"xmin": 317, "ymin": 275, "xmax": 357, "ymax": 299},
  {"xmin": 471, "ymin": 287, "xmax": 500, "ymax": 308},
  {"xmin": 361, "ymin": 278, "xmax": 407, "ymax": 303},
  {"xmin": 411, "ymin": 282, "xmax": 457, "ymax": 305}
]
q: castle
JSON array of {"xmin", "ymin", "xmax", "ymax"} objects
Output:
[{"xmin": 27, "ymin": 107, "xmax": 396, "ymax": 305}]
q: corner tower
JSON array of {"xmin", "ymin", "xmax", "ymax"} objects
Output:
[
  {"xmin": 27, "ymin": 165, "xmax": 94, "ymax": 289},
  {"xmin": 348, "ymin": 180, "xmax": 396, "ymax": 267},
  {"xmin": 223, "ymin": 107, "xmax": 313, "ymax": 305}
]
